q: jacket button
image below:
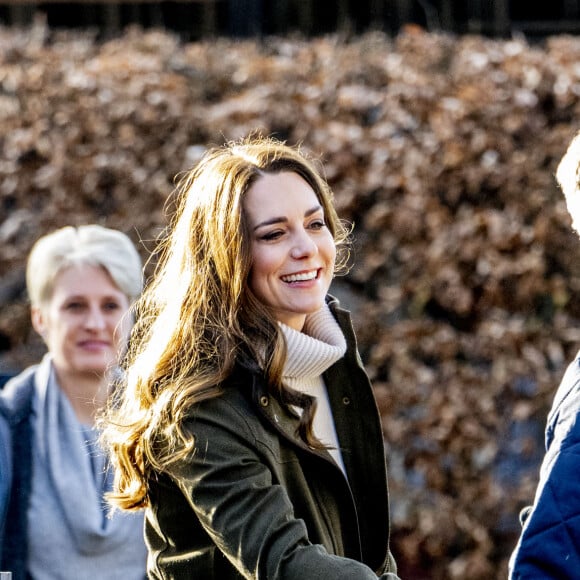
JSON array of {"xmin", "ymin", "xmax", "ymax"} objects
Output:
[
  {"xmin": 342, "ymin": 396, "xmax": 351, "ymax": 405},
  {"xmin": 260, "ymin": 395, "xmax": 269, "ymax": 407}
]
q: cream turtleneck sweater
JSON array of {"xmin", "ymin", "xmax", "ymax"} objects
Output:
[{"xmin": 279, "ymin": 303, "xmax": 348, "ymax": 474}]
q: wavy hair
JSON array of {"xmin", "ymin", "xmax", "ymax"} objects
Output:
[{"xmin": 101, "ymin": 136, "xmax": 351, "ymax": 510}]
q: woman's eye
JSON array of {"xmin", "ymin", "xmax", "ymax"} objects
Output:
[
  {"xmin": 65, "ymin": 302, "xmax": 84, "ymax": 310},
  {"xmin": 261, "ymin": 230, "xmax": 284, "ymax": 241},
  {"xmin": 310, "ymin": 219, "xmax": 326, "ymax": 230},
  {"xmin": 103, "ymin": 302, "xmax": 121, "ymax": 311}
]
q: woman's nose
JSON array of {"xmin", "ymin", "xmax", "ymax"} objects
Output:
[
  {"xmin": 290, "ymin": 229, "xmax": 317, "ymax": 259},
  {"xmin": 84, "ymin": 306, "xmax": 106, "ymax": 329}
]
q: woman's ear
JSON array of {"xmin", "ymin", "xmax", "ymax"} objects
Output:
[{"xmin": 31, "ymin": 306, "xmax": 47, "ymax": 339}]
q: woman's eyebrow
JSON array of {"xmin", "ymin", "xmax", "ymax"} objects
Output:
[{"xmin": 253, "ymin": 205, "xmax": 322, "ymax": 231}]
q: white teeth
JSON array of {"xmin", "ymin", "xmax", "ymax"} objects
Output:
[{"xmin": 282, "ymin": 270, "xmax": 317, "ymax": 283}]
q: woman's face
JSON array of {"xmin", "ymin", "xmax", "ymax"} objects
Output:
[
  {"xmin": 244, "ymin": 171, "xmax": 336, "ymax": 331},
  {"xmin": 32, "ymin": 263, "xmax": 132, "ymax": 378}
]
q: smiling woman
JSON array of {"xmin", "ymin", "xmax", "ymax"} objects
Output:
[
  {"xmin": 30, "ymin": 263, "xmax": 132, "ymax": 423},
  {"xmin": 101, "ymin": 136, "xmax": 401, "ymax": 579},
  {"xmin": 245, "ymin": 171, "xmax": 337, "ymax": 331},
  {"xmin": 0, "ymin": 225, "xmax": 147, "ymax": 580}
]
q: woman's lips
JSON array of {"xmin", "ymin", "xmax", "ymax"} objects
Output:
[
  {"xmin": 78, "ymin": 340, "xmax": 110, "ymax": 350},
  {"xmin": 281, "ymin": 269, "xmax": 319, "ymax": 283}
]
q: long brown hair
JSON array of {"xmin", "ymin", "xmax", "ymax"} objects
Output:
[{"xmin": 101, "ymin": 136, "xmax": 351, "ymax": 510}]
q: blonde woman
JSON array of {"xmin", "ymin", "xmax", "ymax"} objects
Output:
[
  {"xmin": 509, "ymin": 131, "xmax": 580, "ymax": 579},
  {"xmin": 103, "ymin": 137, "xmax": 400, "ymax": 579},
  {"xmin": 0, "ymin": 225, "xmax": 147, "ymax": 580}
]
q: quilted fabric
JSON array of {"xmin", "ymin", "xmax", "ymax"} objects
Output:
[{"xmin": 509, "ymin": 354, "xmax": 580, "ymax": 579}]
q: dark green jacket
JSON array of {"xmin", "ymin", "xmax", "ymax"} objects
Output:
[{"xmin": 146, "ymin": 298, "xmax": 399, "ymax": 579}]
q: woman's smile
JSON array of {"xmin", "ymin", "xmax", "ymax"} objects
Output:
[{"xmin": 280, "ymin": 269, "xmax": 320, "ymax": 283}]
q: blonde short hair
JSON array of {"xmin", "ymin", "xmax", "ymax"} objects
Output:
[
  {"xmin": 556, "ymin": 131, "xmax": 580, "ymax": 235},
  {"xmin": 26, "ymin": 225, "xmax": 143, "ymax": 307}
]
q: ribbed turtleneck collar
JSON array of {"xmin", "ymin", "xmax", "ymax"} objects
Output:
[{"xmin": 279, "ymin": 302, "xmax": 347, "ymax": 380}]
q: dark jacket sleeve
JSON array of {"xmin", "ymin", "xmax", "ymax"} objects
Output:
[
  {"xmin": 0, "ymin": 366, "xmax": 36, "ymax": 577},
  {"xmin": 509, "ymin": 356, "xmax": 580, "ymax": 579},
  {"xmin": 0, "ymin": 408, "xmax": 11, "ymax": 560},
  {"xmin": 167, "ymin": 393, "xmax": 399, "ymax": 579}
]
